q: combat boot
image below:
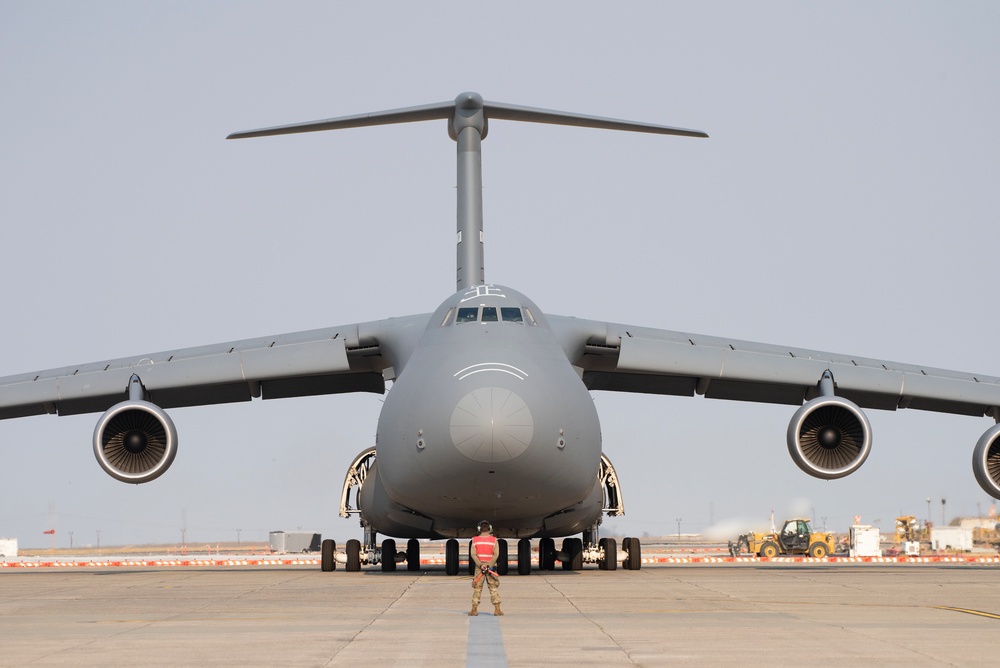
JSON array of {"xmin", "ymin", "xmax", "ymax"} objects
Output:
[
  {"xmin": 468, "ymin": 604, "xmax": 478, "ymax": 616},
  {"xmin": 493, "ymin": 604, "xmax": 504, "ymax": 616}
]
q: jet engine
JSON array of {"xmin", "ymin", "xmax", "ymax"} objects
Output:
[
  {"xmin": 973, "ymin": 424, "xmax": 1000, "ymax": 499},
  {"xmin": 93, "ymin": 400, "xmax": 178, "ymax": 483},
  {"xmin": 786, "ymin": 395, "xmax": 872, "ymax": 479}
]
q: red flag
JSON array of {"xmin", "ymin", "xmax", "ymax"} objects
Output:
[{"xmin": 43, "ymin": 529, "xmax": 55, "ymax": 535}]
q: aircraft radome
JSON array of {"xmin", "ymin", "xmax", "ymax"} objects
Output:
[{"xmin": 2, "ymin": 92, "xmax": 999, "ymax": 574}]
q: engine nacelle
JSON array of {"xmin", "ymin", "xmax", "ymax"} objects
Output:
[
  {"xmin": 973, "ymin": 424, "xmax": 1000, "ymax": 499},
  {"xmin": 93, "ymin": 400, "xmax": 178, "ymax": 483},
  {"xmin": 787, "ymin": 395, "xmax": 872, "ymax": 479}
]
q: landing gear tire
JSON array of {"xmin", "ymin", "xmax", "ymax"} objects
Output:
[
  {"xmin": 497, "ymin": 539, "xmax": 509, "ymax": 576},
  {"xmin": 381, "ymin": 539, "xmax": 397, "ymax": 572},
  {"xmin": 321, "ymin": 539, "xmax": 337, "ymax": 572},
  {"xmin": 562, "ymin": 537, "xmax": 583, "ymax": 571},
  {"xmin": 467, "ymin": 540, "xmax": 476, "ymax": 575},
  {"xmin": 622, "ymin": 537, "xmax": 642, "ymax": 570},
  {"xmin": 406, "ymin": 539, "xmax": 420, "ymax": 571},
  {"xmin": 346, "ymin": 539, "xmax": 362, "ymax": 572},
  {"xmin": 517, "ymin": 538, "xmax": 532, "ymax": 575},
  {"xmin": 445, "ymin": 539, "xmax": 459, "ymax": 576},
  {"xmin": 539, "ymin": 537, "xmax": 556, "ymax": 571},
  {"xmin": 628, "ymin": 537, "xmax": 642, "ymax": 570},
  {"xmin": 599, "ymin": 537, "xmax": 617, "ymax": 571}
]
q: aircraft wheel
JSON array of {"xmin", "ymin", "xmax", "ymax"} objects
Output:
[
  {"xmin": 808, "ymin": 542, "xmax": 828, "ymax": 558},
  {"xmin": 539, "ymin": 537, "xmax": 556, "ymax": 570},
  {"xmin": 627, "ymin": 537, "xmax": 642, "ymax": 570},
  {"xmin": 321, "ymin": 539, "xmax": 337, "ymax": 572},
  {"xmin": 759, "ymin": 541, "xmax": 779, "ymax": 559},
  {"xmin": 517, "ymin": 538, "xmax": 532, "ymax": 575},
  {"xmin": 496, "ymin": 539, "xmax": 509, "ymax": 575},
  {"xmin": 570, "ymin": 538, "xmax": 583, "ymax": 571},
  {"xmin": 561, "ymin": 537, "xmax": 583, "ymax": 571},
  {"xmin": 622, "ymin": 537, "xmax": 633, "ymax": 569},
  {"xmin": 346, "ymin": 539, "xmax": 362, "ymax": 572},
  {"xmin": 599, "ymin": 537, "xmax": 617, "ymax": 571},
  {"xmin": 381, "ymin": 539, "xmax": 397, "ymax": 572},
  {"xmin": 467, "ymin": 540, "xmax": 476, "ymax": 575},
  {"xmin": 406, "ymin": 539, "xmax": 420, "ymax": 571},
  {"xmin": 445, "ymin": 539, "xmax": 459, "ymax": 576}
]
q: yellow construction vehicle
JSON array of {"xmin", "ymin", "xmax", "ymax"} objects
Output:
[{"xmin": 730, "ymin": 518, "xmax": 835, "ymax": 558}]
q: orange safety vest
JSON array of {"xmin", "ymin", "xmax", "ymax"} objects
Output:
[{"xmin": 472, "ymin": 535, "xmax": 497, "ymax": 562}]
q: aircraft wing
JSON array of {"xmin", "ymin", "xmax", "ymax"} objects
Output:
[
  {"xmin": 0, "ymin": 314, "xmax": 431, "ymax": 420},
  {"xmin": 548, "ymin": 315, "xmax": 1000, "ymax": 418}
]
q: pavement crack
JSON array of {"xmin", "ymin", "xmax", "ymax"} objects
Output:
[
  {"xmin": 321, "ymin": 574, "xmax": 422, "ymax": 667},
  {"xmin": 542, "ymin": 576, "xmax": 638, "ymax": 665}
]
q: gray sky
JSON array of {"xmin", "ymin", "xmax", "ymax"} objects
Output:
[{"xmin": 2, "ymin": 2, "xmax": 999, "ymax": 548}]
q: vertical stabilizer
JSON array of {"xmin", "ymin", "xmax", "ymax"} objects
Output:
[{"xmin": 228, "ymin": 93, "xmax": 707, "ymax": 292}]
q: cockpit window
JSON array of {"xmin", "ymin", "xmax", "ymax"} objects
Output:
[
  {"xmin": 456, "ymin": 307, "xmax": 479, "ymax": 323},
  {"xmin": 481, "ymin": 307, "xmax": 498, "ymax": 322},
  {"xmin": 501, "ymin": 307, "xmax": 523, "ymax": 323}
]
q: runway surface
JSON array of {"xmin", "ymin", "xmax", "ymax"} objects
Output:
[{"xmin": 2, "ymin": 562, "xmax": 999, "ymax": 666}]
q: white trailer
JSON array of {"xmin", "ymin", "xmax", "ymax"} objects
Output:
[
  {"xmin": 849, "ymin": 525, "xmax": 881, "ymax": 557},
  {"xmin": 0, "ymin": 538, "xmax": 17, "ymax": 558},
  {"xmin": 269, "ymin": 531, "xmax": 321, "ymax": 553}
]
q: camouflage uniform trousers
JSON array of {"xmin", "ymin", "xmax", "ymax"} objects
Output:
[{"xmin": 471, "ymin": 570, "xmax": 501, "ymax": 606}]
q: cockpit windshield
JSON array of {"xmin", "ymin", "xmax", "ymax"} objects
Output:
[
  {"xmin": 447, "ymin": 305, "xmax": 531, "ymax": 325},
  {"xmin": 456, "ymin": 307, "xmax": 479, "ymax": 323},
  {"xmin": 501, "ymin": 307, "xmax": 522, "ymax": 323}
]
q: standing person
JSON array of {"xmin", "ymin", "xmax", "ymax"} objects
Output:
[{"xmin": 469, "ymin": 520, "xmax": 502, "ymax": 616}]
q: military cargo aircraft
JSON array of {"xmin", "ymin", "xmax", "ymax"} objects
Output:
[{"xmin": 2, "ymin": 93, "xmax": 999, "ymax": 574}]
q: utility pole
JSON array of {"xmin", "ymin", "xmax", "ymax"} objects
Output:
[
  {"xmin": 68, "ymin": 531, "xmax": 73, "ymax": 550},
  {"xmin": 941, "ymin": 498, "xmax": 947, "ymax": 526},
  {"xmin": 675, "ymin": 518, "xmax": 682, "ymax": 539}
]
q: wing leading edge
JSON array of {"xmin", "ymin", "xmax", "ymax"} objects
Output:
[
  {"xmin": 549, "ymin": 315, "xmax": 1000, "ymax": 419},
  {"xmin": 0, "ymin": 314, "xmax": 430, "ymax": 420}
]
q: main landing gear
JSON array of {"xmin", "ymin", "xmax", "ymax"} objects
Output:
[
  {"xmin": 321, "ymin": 533, "xmax": 641, "ymax": 573},
  {"xmin": 327, "ymin": 448, "xmax": 640, "ymax": 572}
]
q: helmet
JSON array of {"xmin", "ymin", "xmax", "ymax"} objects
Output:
[{"xmin": 477, "ymin": 520, "xmax": 492, "ymax": 533}]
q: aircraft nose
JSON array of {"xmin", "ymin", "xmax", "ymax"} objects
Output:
[{"xmin": 449, "ymin": 387, "xmax": 533, "ymax": 463}]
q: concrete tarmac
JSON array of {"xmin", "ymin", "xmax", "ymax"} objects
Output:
[{"xmin": 2, "ymin": 563, "xmax": 1000, "ymax": 667}]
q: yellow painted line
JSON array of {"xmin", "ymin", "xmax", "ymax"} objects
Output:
[{"xmin": 933, "ymin": 606, "xmax": 1000, "ymax": 620}]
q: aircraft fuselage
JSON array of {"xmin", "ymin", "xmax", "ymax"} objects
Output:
[{"xmin": 368, "ymin": 285, "xmax": 604, "ymax": 539}]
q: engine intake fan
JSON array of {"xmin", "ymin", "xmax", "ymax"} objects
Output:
[
  {"xmin": 787, "ymin": 396, "xmax": 871, "ymax": 479},
  {"xmin": 93, "ymin": 400, "xmax": 178, "ymax": 483},
  {"xmin": 973, "ymin": 424, "xmax": 1000, "ymax": 499}
]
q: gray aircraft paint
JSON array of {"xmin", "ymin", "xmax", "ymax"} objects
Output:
[{"xmin": 2, "ymin": 94, "xmax": 1000, "ymax": 548}]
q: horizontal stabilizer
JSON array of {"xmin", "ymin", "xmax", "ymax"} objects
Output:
[
  {"xmin": 483, "ymin": 100, "xmax": 708, "ymax": 138},
  {"xmin": 227, "ymin": 92, "xmax": 708, "ymax": 140},
  {"xmin": 226, "ymin": 101, "xmax": 456, "ymax": 140}
]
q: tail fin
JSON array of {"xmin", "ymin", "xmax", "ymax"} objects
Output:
[{"xmin": 228, "ymin": 92, "xmax": 707, "ymax": 291}]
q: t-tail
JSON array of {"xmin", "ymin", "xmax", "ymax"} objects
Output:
[{"xmin": 228, "ymin": 92, "xmax": 708, "ymax": 292}]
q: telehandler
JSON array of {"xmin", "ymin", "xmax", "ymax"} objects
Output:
[{"xmin": 729, "ymin": 518, "xmax": 835, "ymax": 558}]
